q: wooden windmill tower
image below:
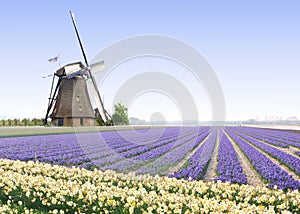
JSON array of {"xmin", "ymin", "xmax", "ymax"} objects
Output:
[{"xmin": 44, "ymin": 12, "xmax": 111, "ymax": 126}]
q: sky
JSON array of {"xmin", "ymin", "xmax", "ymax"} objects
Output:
[{"xmin": 0, "ymin": 1, "xmax": 300, "ymax": 121}]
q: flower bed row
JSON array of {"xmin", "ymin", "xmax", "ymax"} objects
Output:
[
  {"xmin": 215, "ymin": 134, "xmax": 248, "ymax": 184},
  {"xmin": 237, "ymin": 127, "xmax": 300, "ymax": 148},
  {"xmin": 1, "ymin": 159, "xmax": 300, "ymax": 213},
  {"xmin": 226, "ymin": 131, "xmax": 300, "ymax": 190},
  {"xmin": 236, "ymin": 132, "xmax": 300, "ymax": 175},
  {"xmin": 105, "ymin": 129, "xmax": 210, "ymax": 174},
  {"xmin": 0, "ymin": 127, "xmax": 208, "ymax": 174},
  {"xmin": 170, "ymin": 130, "xmax": 217, "ymax": 180}
]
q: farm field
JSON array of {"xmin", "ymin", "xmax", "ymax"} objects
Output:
[{"xmin": 1, "ymin": 126, "xmax": 300, "ymax": 213}]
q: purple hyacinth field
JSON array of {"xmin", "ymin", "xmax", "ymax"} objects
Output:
[{"xmin": 1, "ymin": 126, "xmax": 300, "ymax": 190}]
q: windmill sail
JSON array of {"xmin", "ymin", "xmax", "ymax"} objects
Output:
[
  {"xmin": 69, "ymin": 11, "xmax": 110, "ymax": 124},
  {"xmin": 88, "ymin": 60, "xmax": 109, "ymax": 122},
  {"xmin": 90, "ymin": 61, "xmax": 105, "ymax": 73},
  {"xmin": 86, "ymin": 76, "xmax": 108, "ymax": 123}
]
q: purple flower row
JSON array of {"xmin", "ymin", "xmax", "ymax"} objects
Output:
[
  {"xmin": 241, "ymin": 131, "xmax": 288, "ymax": 148},
  {"xmin": 136, "ymin": 128, "xmax": 211, "ymax": 175},
  {"xmin": 239, "ymin": 127, "xmax": 300, "ymax": 148},
  {"xmin": 227, "ymin": 130, "xmax": 300, "ymax": 190},
  {"xmin": 255, "ymin": 128, "xmax": 300, "ymax": 143},
  {"xmin": 0, "ymin": 127, "xmax": 211, "ymax": 175},
  {"xmin": 170, "ymin": 129, "xmax": 217, "ymax": 180},
  {"xmin": 214, "ymin": 134, "xmax": 247, "ymax": 184},
  {"xmin": 85, "ymin": 128, "xmax": 191, "ymax": 167},
  {"xmin": 103, "ymin": 128, "xmax": 210, "ymax": 173},
  {"xmin": 235, "ymin": 132, "xmax": 300, "ymax": 175},
  {"xmin": 0, "ymin": 128, "xmax": 183, "ymax": 167},
  {"xmin": 121, "ymin": 129, "xmax": 202, "ymax": 158}
]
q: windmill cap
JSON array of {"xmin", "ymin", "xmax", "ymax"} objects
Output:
[{"xmin": 55, "ymin": 61, "xmax": 85, "ymax": 77}]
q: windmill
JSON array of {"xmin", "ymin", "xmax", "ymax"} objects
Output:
[{"xmin": 44, "ymin": 11, "xmax": 111, "ymax": 126}]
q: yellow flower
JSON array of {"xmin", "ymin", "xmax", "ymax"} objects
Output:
[
  {"xmin": 129, "ymin": 206, "xmax": 135, "ymax": 214},
  {"xmin": 269, "ymin": 196, "xmax": 276, "ymax": 203}
]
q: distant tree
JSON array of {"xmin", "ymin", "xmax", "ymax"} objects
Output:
[
  {"xmin": 112, "ymin": 103, "xmax": 129, "ymax": 125},
  {"xmin": 22, "ymin": 118, "xmax": 28, "ymax": 126},
  {"xmin": 7, "ymin": 119, "xmax": 12, "ymax": 126},
  {"xmin": 1, "ymin": 119, "xmax": 5, "ymax": 126},
  {"xmin": 37, "ymin": 118, "xmax": 43, "ymax": 126},
  {"xmin": 13, "ymin": 119, "xmax": 18, "ymax": 126},
  {"xmin": 31, "ymin": 118, "xmax": 38, "ymax": 126}
]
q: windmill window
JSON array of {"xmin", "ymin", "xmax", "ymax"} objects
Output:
[
  {"xmin": 79, "ymin": 106, "xmax": 82, "ymax": 112},
  {"xmin": 76, "ymin": 96, "xmax": 80, "ymax": 102}
]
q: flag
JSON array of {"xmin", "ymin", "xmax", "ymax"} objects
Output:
[{"xmin": 48, "ymin": 56, "xmax": 58, "ymax": 63}]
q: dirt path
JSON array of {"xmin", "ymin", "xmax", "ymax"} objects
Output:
[
  {"xmin": 235, "ymin": 133, "xmax": 300, "ymax": 184},
  {"xmin": 203, "ymin": 131, "xmax": 220, "ymax": 182},
  {"xmin": 166, "ymin": 132, "xmax": 212, "ymax": 175},
  {"xmin": 289, "ymin": 146, "xmax": 300, "ymax": 155},
  {"xmin": 224, "ymin": 131, "xmax": 264, "ymax": 186}
]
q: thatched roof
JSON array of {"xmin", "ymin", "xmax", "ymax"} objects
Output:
[{"xmin": 50, "ymin": 77, "xmax": 95, "ymax": 118}]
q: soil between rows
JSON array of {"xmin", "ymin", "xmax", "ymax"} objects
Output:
[
  {"xmin": 224, "ymin": 131, "xmax": 265, "ymax": 186},
  {"xmin": 235, "ymin": 133, "xmax": 300, "ymax": 184},
  {"xmin": 243, "ymin": 133, "xmax": 300, "ymax": 159},
  {"xmin": 203, "ymin": 130, "xmax": 220, "ymax": 182},
  {"xmin": 166, "ymin": 132, "xmax": 212, "ymax": 175}
]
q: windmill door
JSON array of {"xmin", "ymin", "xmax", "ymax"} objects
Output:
[{"xmin": 58, "ymin": 118, "xmax": 64, "ymax": 126}]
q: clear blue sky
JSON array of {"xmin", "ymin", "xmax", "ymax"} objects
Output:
[{"xmin": 0, "ymin": 1, "xmax": 299, "ymax": 121}]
